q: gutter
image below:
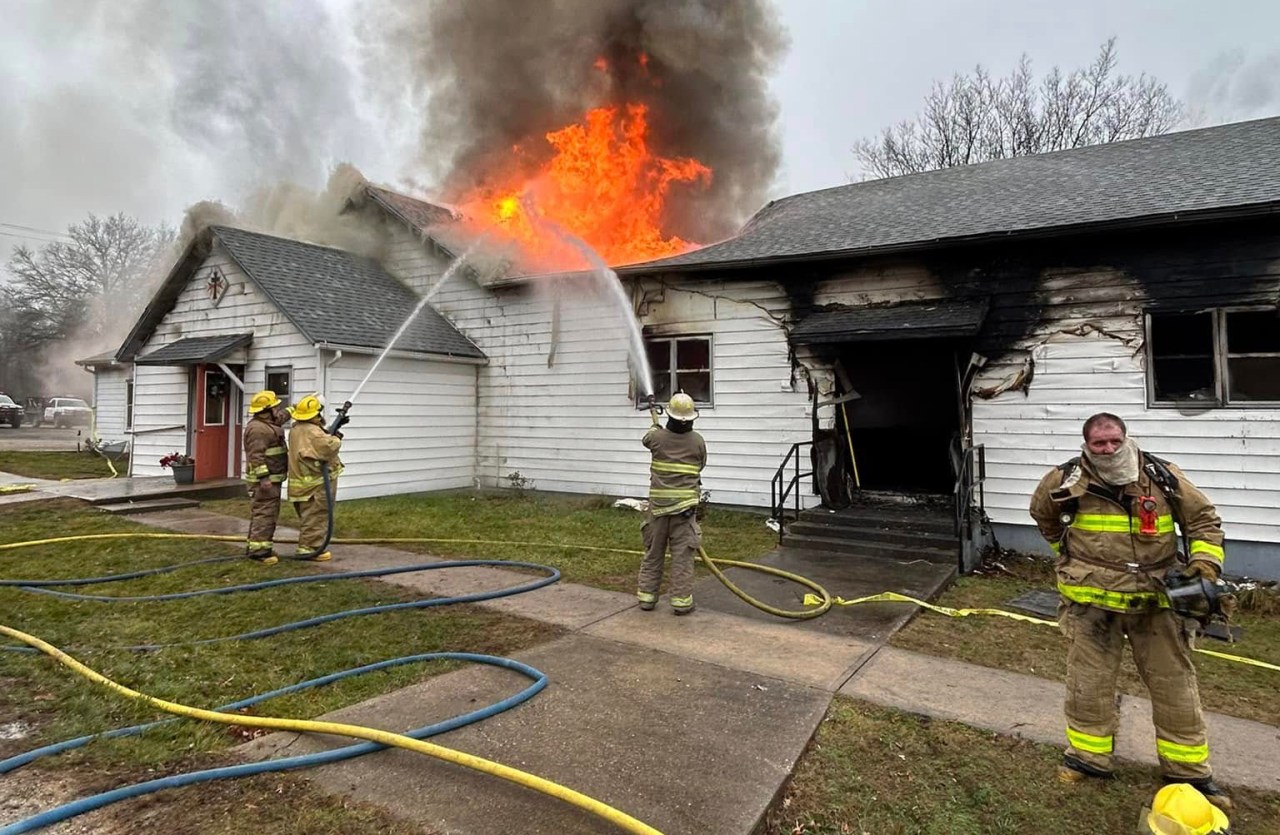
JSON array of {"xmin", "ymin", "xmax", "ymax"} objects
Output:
[{"xmin": 313, "ymin": 342, "xmax": 488, "ymax": 367}]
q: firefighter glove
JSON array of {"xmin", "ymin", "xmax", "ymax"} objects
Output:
[{"xmin": 1182, "ymin": 559, "xmax": 1221, "ymax": 582}]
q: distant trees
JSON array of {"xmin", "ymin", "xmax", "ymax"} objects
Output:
[
  {"xmin": 853, "ymin": 38, "xmax": 1183, "ymax": 179},
  {"xmin": 0, "ymin": 213, "xmax": 173, "ymax": 394}
]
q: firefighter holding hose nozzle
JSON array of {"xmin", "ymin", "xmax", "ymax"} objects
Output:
[
  {"xmin": 637, "ymin": 391, "xmax": 706, "ymax": 616},
  {"xmin": 287, "ymin": 393, "xmax": 344, "ymax": 562}
]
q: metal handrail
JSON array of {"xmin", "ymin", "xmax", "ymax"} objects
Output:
[
  {"xmin": 770, "ymin": 440, "xmax": 814, "ymax": 545},
  {"xmin": 953, "ymin": 443, "xmax": 986, "ymax": 568}
]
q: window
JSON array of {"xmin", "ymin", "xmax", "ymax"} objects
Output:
[
  {"xmin": 1148, "ymin": 309, "xmax": 1280, "ymax": 406},
  {"xmin": 203, "ymin": 372, "xmax": 227, "ymax": 426},
  {"xmin": 265, "ymin": 367, "xmax": 292, "ymax": 400},
  {"xmin": 125, "ymin": 380, "xmax": 134, "ymax": 429},
  {"xmin": 643, "ymin": 335, "xmax": 712, "ymax": 405}
]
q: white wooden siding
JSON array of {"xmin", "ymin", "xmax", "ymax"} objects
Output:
[
  {"xmin": 973, "ymin": 328, "xmax": 1280, "ymax": 546},
  {"xmin": 130, "ymin": 241, "xmax": 317, "ymax": 478},
  {"xmin": 321, "ymin": 354, "xmax": 477, "ymax": 500},
  {"xmin": 381, "ymin": 224, "xmax": 813, "ymax": 508},
  {"xmin": 91, "ymin": 367, "xmax": 130, "ymax": 444}
]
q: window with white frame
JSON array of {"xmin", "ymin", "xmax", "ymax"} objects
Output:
[
  {"xmin": 265, "ymin": 366, "xmax": 293, "ymax": 400},
  {"xmin": 1147, "ymin": 309, "xmax": 1280, "ymax": 405},
  {"xmin": 643, "ymin": 335, "xmax": 712, "ymax": 405},
  {"xmin": 125, "ymin": 379, "xmax": 134, "ymax": 429}
]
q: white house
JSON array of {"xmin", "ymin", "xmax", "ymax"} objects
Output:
[{"xmin": 98, "ymin": 117, "xmax": 1280, "ymax": 578}]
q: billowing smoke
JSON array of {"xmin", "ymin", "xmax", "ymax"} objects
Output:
[{"xmin": 362, "ymin": 0, "xmax": 788, "ymax": 243}]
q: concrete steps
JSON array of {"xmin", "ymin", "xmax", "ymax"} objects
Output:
[{"xmin": 784, "ymin": 500, "xmax": 959, "ymax": 565}]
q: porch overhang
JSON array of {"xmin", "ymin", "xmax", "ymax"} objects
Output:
[
  {"xmin": 134, "ymin": 333, "xmax": 253, "ymax": 365},
  {"xmin": 790, "ymin": 299, "xmax": 989, "ymax": 344}
]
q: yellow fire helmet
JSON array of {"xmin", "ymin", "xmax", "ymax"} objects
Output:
[
  {"xmin": 1146, "ymin": 784, "xmax": 1231, "ymax": 835},
  {"xmin": 667, "ymin": 391, "xmax": 699, "ymax": 422},
  {"xmin": 248, "ymin": 390, "xmax": 281, "ymax": 415},
  {"xmin": 289, "ymin": 393, "xmax": 325, "ymax": 422}
]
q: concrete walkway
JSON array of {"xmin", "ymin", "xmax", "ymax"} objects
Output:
[{"xmin": 43, "ymin": 506, "xmax": 1280, "ymax": 832}]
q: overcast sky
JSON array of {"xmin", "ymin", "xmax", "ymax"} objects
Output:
[{"xmin": 2, "ymin": 0, "xmax": 1277, "ymax": 259}]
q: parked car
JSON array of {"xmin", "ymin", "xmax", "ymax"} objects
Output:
[
  {"xmin": 43, "ymin": 397, "xmax": 92, "ymax": 429},
  {"xmin": 0, "ymin": 393, "xmax": 23, "ymax": 427}
]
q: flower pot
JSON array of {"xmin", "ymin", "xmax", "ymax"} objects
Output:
[{"xmin": 171, "ymin": 464, "xmax": 195, "ymax": 485}]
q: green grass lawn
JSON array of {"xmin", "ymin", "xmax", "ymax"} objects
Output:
[
  {"xmin": 203, "ymin": 489, "xmax": 779, "ymax": 591},
  {"xmin": 0, "ymin": 498, "xmax": 560, "ymax": 834},
  {"xmin": 0, "ymin": 450, "xmax": 129, "ymax": 479},
  {"xmin": 891, "ymin": 551, "xmax": 1280, "ymax": 727},
  {"xmin": 768, "ymin": 699, "xmax": 1280, "ymax": 835}
]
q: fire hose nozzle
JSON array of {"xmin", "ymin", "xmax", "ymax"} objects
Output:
[{"xmin": 327, "ymin": 401, "xmax": 353, "ymax": 436}]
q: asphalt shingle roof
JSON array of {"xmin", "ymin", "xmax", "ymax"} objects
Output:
[
  {"xmin": 626, "ymin": 117, "xmax": 1280, "ymax": 273},
  {"xmin": 212, "ymin": 227, "xmax": 485, "ymax": 360},
  {"xmin": 135, "ymin": 333, "xmax": 254, "ymax": 365}
]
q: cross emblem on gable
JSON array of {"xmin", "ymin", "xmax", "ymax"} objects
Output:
[{"xmin": 205, "ymin": 267, "xmax": 228, "ymax": 307}]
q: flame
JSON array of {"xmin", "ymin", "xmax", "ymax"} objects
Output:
[{"xmin": 456, "ymin": 103, "xmax": 711, "ymax": 269}]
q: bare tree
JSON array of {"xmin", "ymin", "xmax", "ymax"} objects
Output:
[
  {"xmin": 853, "ymin": 39, "xmax": 1183, "ymax": 179},
  {"xmin": 2, "ymin": 213, "xmax": 175, "ymax": 346}
]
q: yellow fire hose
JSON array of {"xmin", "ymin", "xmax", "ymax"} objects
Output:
[{"xmin": 0, "ymin": 623, "xmax": 663, "ymax": 835}]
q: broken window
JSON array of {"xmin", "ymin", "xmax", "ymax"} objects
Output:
[
  {"xmin": 1225, "ymin": 310, "xmax": 1280, "ymax": 402},
  {"xmin": 1148, "ymin": 308, "xmax": 1280, "ymax": 406},
  {"xmin": 642, "ymin": 335, "xmax": 712, "ymax": 405}
]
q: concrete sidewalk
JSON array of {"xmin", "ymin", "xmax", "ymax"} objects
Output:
[{"xmin": 111, "ymin": 507, "xmax": 1280, "ymax": 833}]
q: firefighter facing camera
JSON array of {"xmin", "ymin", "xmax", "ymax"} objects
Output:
[
  {"xmin": 1029, "ymin": 412, "xmax": 1231, "ymax": 810},
  {"xmin": 636, "ymin": 391, "xmax": 706, "ymax": 616}
]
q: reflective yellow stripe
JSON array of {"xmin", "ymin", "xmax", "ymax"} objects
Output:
[
  {"xmin": 1190, "ymin": 540, "xmax": 1224, "ymax": 562},
  {"xmin": 245, "ymin": 540, "xmax": 273, "ymax": 550},
  {"xmin": 1066, "ymin": 727, "xmax": 1113, "ymax": 755},
  {"xmin": 650, "ymin": 488, "xmax": 699, "ymax": 498},
  {"xmin": 1156, "ymin": 738, "xmax": 1209, "ymax": 764},
  {"xmin": 1071, "ymin": 514, "xmax": 1175, "ymax": 534},
  {"xmin": 265, "ymin": 446, "xmax": 286, "ymax": 456},
  {"xmin": 245, "ymin": 465, "xmax": 270, "ymax": 478},
  {"xmin": 636, "ymin": 592, "xmax": 657, "ymax": 604},
  {"xmin": 670, "ymin": 596, "xmax": 693, "ymax": 608},
  {"xmin": 1057, "ymin": 581, "xmax": 1168, "ymax": 611},
  {"xmin": 652, "ymin": 497, "xmax": 700, "ymax": 516},
  {"xmin": 269, "ymin": 474, "xmax": 286, "ymax": 483},
  {"xmin": 651, "ymin": 461, "xmax": 701, "ymax": 475}
]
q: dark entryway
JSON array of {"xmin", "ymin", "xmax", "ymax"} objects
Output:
[{"xmin": 834, "ymin": 340, "xmax": 961, "ymax": 494}]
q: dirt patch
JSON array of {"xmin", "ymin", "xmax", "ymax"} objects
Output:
[{"xmin": 0, "ymin": 769, "xmax": 120, "ymax": 834}]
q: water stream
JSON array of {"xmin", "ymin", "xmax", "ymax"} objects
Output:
[{"xmin": 346, "ymin": 237, "xmax": 485, "ymax": 405}]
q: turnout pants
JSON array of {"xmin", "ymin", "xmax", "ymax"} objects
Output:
[
  {"xmin": 1061, "ymin": 603, "xmax": 1211, "ymax": 779},
  {"xmin": 637, "ymin": 510, "xmax": 700, "ymax": 611},
  {"xmin": 293, "ymin": 496, "xmax": 331, "ymax": 554},
  {"xmin": 245, "ymin": 486, "xmax": 281, "ymax": 556}
]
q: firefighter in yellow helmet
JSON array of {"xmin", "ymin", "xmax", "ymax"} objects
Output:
[
  {"xmin": 242, "ymin": 390, "xmax": 288, "ymax": 565},
  {"xmin": 1029, "ymin": 413, "xmax": 1230, "ymax": 810},
  {"xmin": 286, "ymin": 393, "xmax": 343, "ymax": 561},
  {"xmin": 637, "ymin": 391, "xmax": 706, "ymax": 615},
  {"xmin": 1145, "ymin": 783, "xmax": 1231, "ymax": 834}
]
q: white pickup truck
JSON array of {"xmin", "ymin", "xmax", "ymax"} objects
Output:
[{"xmin": 42, "ymin": 397, "xmax": 93, "ymax": 429}]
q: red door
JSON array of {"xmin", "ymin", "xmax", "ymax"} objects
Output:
[{"xmin": 194, "ymin": 365, "xmax": 231, "ymax": 481}]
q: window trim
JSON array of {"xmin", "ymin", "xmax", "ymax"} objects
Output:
[
  {"xmin": 1146, "ymin": 307, "xmax": 1280, "ymax": 409},
  {"xmin": 125, "ymin": 378, "xmax": 135, "ymax": 431},
  {"xmin": 265, "ymin": 365, "xmax": 294, "ymax": 401},
  {"xmin": 639, "ymin": 333, "xmax": 714, "ymax": 408}
]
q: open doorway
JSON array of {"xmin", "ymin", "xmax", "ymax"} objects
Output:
[{"xmin": 832, "ymin": 340, "xmax": 962, "ymax": 495}]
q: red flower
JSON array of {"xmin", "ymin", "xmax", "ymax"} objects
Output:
[{"xmin": 159, "ymin": 452, "xmax": 195, "ymax": 468}]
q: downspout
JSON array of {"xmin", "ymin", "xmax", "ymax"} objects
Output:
[{"xmin": 317, "ymin": 347, "xmax": 344, "ymax": 404}]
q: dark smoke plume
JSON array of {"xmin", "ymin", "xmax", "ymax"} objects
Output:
[{"xmin": 362, "ymin": 0, "xmax": 788, "ymax": 242}]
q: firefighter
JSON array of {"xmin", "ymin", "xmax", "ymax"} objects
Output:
[
  {"xmin": 1029, "ymin": 413, "xmax": 1230, "ymax": 809},
  {"xmin": 242, "ymin": 390, "xmax": 288, "ymax": 564},
  {"xmin": 637, "ymin": 391, "xmax": 706, "ymax": 615},
  {"xmin": 287, "ymin": 393, "xmax": 343, "ymax": 562}
]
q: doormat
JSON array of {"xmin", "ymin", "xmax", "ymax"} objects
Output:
[{"xmin": 1004, "ymin": 589, "xmax": 1243, "ymax": 642}]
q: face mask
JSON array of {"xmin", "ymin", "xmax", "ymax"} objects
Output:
[{"xmin": 1083, "ymin": 437, "xmax": 1140, "ymax": 486}]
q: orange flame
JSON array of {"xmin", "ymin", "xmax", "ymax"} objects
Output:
[{"xmin": 456, "ymin": 103, "xmax": 711, "ymax": 269}]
